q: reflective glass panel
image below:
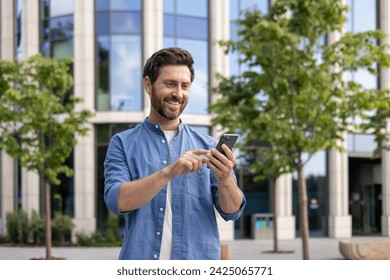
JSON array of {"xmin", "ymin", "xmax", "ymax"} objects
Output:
[
  {"xmin": 96, "ymin": 12, "xmax": 109, "ymax": 34},
  {"xmin": 164, "ymin": 15, "xmax": 175, "ymax": 37},
  {"xmin": 230, "ymin": 0, "xmax": 268, "ymax": 19},
  {"xmin": 50, "ymin": 0, "xmax": 74, "ymax": 17},
  {"xmin": 110, "ymin": 35, "xmax": 142, "ymax": 111},
  {"xmin": 96, "ymin": 0, "xmax": 109, "ymax": 11},
  {"xmin": 16, "ymin": 0, "xmax": 22, "ymax": 60},
  {"xmin": 49, "ymin": 15, "xmax": 74, "ymax": 41},
  {"xmin": 345, "ymin": 0, "xmax": 376, "ymax": 33},
  {"xmin": 52, "ymin": 40, "xmax": 73, "ymax": 59},
  {"xmin": 163, "ymin": 0, "xmax": 175, "ymax": 13},
  {"xmin": 347, "ymin": 133, "xmax": 377, "ymax": 153},
  {"xmin": 177, "ymin": 16, "xmax": 208, "ymax": 40},
  {"xmin": 176, "ymin": 0, "xmax": 207, "ymax": 17},
  {"xmin": 110, "ymin": 12, "xmax": 142, "ymax": 34},
  {"xmin": 110, "ymin": 0, "xmax": 141, "ymax": 11},
  {"xmin": 97, "ymin": 36, "xmax": 110, "ymax": 111}
]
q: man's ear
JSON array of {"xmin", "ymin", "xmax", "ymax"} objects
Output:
[{"xmin": 143, "ymin": 76, "xmax": 152, "ymax": 95}]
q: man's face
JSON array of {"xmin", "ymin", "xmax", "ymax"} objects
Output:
[{"xmin": 147, "ymin": 65, "xmax": 191, "ymax": 121}]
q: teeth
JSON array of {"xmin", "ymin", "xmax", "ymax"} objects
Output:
[{"xmin": 167, "ymin": 101, "xmax": 180, "ymax": 105}]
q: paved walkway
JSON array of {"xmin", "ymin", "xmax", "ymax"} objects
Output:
[{"xmin": 0, "ymin": 237, "xmax": 389, "ymax": 260}]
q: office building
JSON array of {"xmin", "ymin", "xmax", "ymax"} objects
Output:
[{"xmin": 1, "ymin": 0, "xmax": 389, "ymax": 242}]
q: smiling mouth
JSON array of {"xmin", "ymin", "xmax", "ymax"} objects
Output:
[{"xmin": 166, "ymin": 100, "xmax": 181, "ymax": 106}]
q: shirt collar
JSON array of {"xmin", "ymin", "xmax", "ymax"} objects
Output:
[{"xmin": 144, "ymin": 117, "xmax": 184, "ymax": 132}]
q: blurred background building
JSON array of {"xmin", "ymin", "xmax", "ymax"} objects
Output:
[{"xmin": 1, "ymin": 0, "xmax": 389, "ymax": 242}]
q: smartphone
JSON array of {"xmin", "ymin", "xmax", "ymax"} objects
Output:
[{"xmin": 215, "ymin": 134, "xmax": 239, "ymax": 156}]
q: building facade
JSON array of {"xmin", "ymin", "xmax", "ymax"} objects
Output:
[{"xmin": 0, "ymin": 0, "xmax": 389, "ymax": 241}]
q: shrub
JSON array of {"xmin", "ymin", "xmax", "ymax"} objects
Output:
[
  {"xmin": 29, "ymin": 210, "xmax": 45, "ymax": 245},
  {"xmin": 51, "ymin": 212, "xmax": 74, "ymax": 245},
  {"xmin": 6, "ymin": 212, "xmax": 19, "ymax": 244},
  {"xmin": 5, "ymin": 210, "xmax": 29, "ymax": 244},
  {"xmin": 19, "ymin": 210, "xmax": 29, "ymax": 244}
]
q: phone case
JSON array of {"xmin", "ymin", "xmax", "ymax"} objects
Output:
[{"xmin": 216, "ymin": 134, "xmax": 239, "ymax": 155}]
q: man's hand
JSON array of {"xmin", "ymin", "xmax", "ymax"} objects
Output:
[
  {"xmin": 166, "ymin": 149, "xmax": 209, "ymax": 178},
  {"xmin": 205, "ymin": 144, "xmax": 243, "ymax": 214},
  {"xmin": 205, "ymin": 144, "xmax": 236, "ymax": 183}
]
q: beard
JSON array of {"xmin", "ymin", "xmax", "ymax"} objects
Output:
[{"xmin": 150, "ymin": 87, "xmax": 187, "ymax": 120}]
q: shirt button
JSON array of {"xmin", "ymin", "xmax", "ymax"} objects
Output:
[
  {"xmin": 153, "ymin": 254, "xmax": 158, "ymax": 259},
  {"xmin": 163, "ymin": 160, "xmax": 167, "ymax": 164},
  {"xmin": 155, "ymin": 125, "xmax": 159, "ymax": 129},
  {"xmin": 160, "ymin": 208, "xmax": 164, "ymax": 212},
  {"xmin": 156, "ymin": 232, "xmax": 161, "ymax": 236},
  {"xmin": 161, "ymin": 139, "xmax": 166, "ymax": 143}
]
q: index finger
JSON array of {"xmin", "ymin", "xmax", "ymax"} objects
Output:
[{"xmin": 192, "ymin": 149, "xmax": 210, "ymax": 156}]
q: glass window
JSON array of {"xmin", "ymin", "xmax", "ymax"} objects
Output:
[
  {"xmin": 176, "ymin": 16, "xmax": 208, "ymax": 40},
  {"xmin": 110, "ymin": 36, "xmax": 142, "ymax": 111},
  {"xmin": 52, "ymin": 40, "xmax": 73, "ymax": 59},
  {"xmin": 229, "ymin": 0, "xmax": 269, "ymax": 76},
  {"xmin": 345, "ymin": 0, "xmax": 378, "ymax": 125},
  {"xmin": 41, "ymin": 1, "xmax": 74, "ymax": 59},
  {"xmin": 347, "ymin": 133, "xmax": 377, "ymax": 153},
  {"xmin": 96, "ymin": 12, "xmax": 109, "ymax": 34},
  {"xmin": 110, "ymin": 0, "xmax": 141, "ymax": 11},
  {"xmin": 50, "ymin": 0, "xmax": 74, "ymax": 17},
  {"xmin": 293, "ymin": 150, "xmax": 327, "ymax": 235},
  {"xmin": 164, "ymin": 15, "xmax": 175, "ymax": 37},
  {"xmin": 110, "ymin": 12, "xmax": 142, "ymax": 34},
  {"xmin": 95, "ymin": 0, "xmax": 143, "ymax": 112},
  {"xmin": 345, "ymin": 0, "xmax": 376, "ymax": 33},
  {"xmin": 97, "ymin": 36, "xmax": 110, "ymax": 111},
  {"xmin": 176, "ymin": 0, "xmax": 207, "ymax": 17},
  {"xmin": 49, "ymin": 15, "xmax": 74, "ymax": 41},
  {"xmin": 230, "ymin": 0, "xmax": 268, "ymax": 20},
  {"xmin": 164, "ymin": 0, "xmax": 175, "ymax": 13},
  {"xmin": 96, "ymin": 0, "xmax": 109, "ymax": 11},
  {"xmin": 16, "ymin": 0, "xmax": 22, "ymax": 60}
]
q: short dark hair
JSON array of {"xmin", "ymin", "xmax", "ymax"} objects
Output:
[{"xmin": 142, "ymin": 47, "xmax": 195, "ymax": 84}]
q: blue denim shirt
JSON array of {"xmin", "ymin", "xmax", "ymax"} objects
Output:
[{"xmin": 104, "ymin": 118, "xmax": 246, "ymax": 260}]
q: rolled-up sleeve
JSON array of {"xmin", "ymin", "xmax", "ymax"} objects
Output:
[
  {"xmin": 211, "ymin": 171, "xmax": 246, "ymax": 221},
  {"xmin": 104, "ymin": 134, "xmax": 131, "ymax": 215}
]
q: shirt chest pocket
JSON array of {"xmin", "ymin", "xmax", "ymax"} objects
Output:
[{"xmin": 186, "ymin": 167, "xmax": 212, "ymax": 199}]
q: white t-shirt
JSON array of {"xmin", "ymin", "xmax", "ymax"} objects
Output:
[{"xmin": 159, "ymin": 130, "xmax": 177, "ymax": 259}]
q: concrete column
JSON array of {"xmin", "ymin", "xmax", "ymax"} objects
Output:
[
  {"xmin": 327, "ymin": 22, "xmax": 352, "ymax": 238},
  {"xmin": 0, "ymin": 0, "xmax": 16, "ymax": 236},
  {"xmin": 0, "ymin": 154, "xmax": 16, "ymax": 235},
  {"xmin": 275, "ymin": 174, "xmax": 295, "ymax": 239},
  {"xmin": 379, "ymin": 0, "xmax": 390, "ymax": 237},
  {"xmin": 73, "ymin": 0, "xmax": 96, "ymax": 236},
  {"xmin": 22, "ymin": 0, "xmax": 40, "ymax": 59},
  {"xmin": 21, "ymin": 0, "xmax": 41, "ymax": 217},
  {"xmin": 143, "ymin": 0, "xmax": 163, "ymax": 117},
  {"xmin": 209, "ymin": 0, "xmax": 229, "ymax": 138},
  {"xmin": 209, "ymin": 0, "xmax": 236, "ymax": 241},
  {"xmin": 0, "ymin": 0, "xmax": 15, "ymax": 59},
  {"xmin": 328, "ymin": 146, "xmax": 351, "ymax": 238}
]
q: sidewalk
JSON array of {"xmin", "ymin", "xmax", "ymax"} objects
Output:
[{"xmin": 1, "ymin": 237, "xmax": 389, "ymax": 260}]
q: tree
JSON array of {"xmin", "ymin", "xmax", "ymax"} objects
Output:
[
  {"xmin": 0, "ymin": 54, "xmax": 94, "ymax": 259},
  {"xmin": 210, "ymin": 0, "xmax": 390, "ymax": 259},
  {"xmin": 239, "ymin": 138, "xmax": 292, "ymax": 254}
]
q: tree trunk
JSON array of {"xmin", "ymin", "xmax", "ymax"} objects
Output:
[
  {"xmin": 271, "ymin": 178, "xmax": 279, "ymax": 252},
  {"xmin": 297, "ymin": 163, "xmax": 310, "ymax": 260},
  {"xmin": 45, "ymin": 178, "xmax": 52, "ymax": 259}
]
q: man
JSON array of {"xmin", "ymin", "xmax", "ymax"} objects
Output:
[{"xmin": 104, "ymin": 47, "xmax": 246, "ymax": 260}]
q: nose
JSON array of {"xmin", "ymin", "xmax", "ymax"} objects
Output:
[{"xmin": 172, "ymin": 85, "xmax": 183, "ymax": 99}]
